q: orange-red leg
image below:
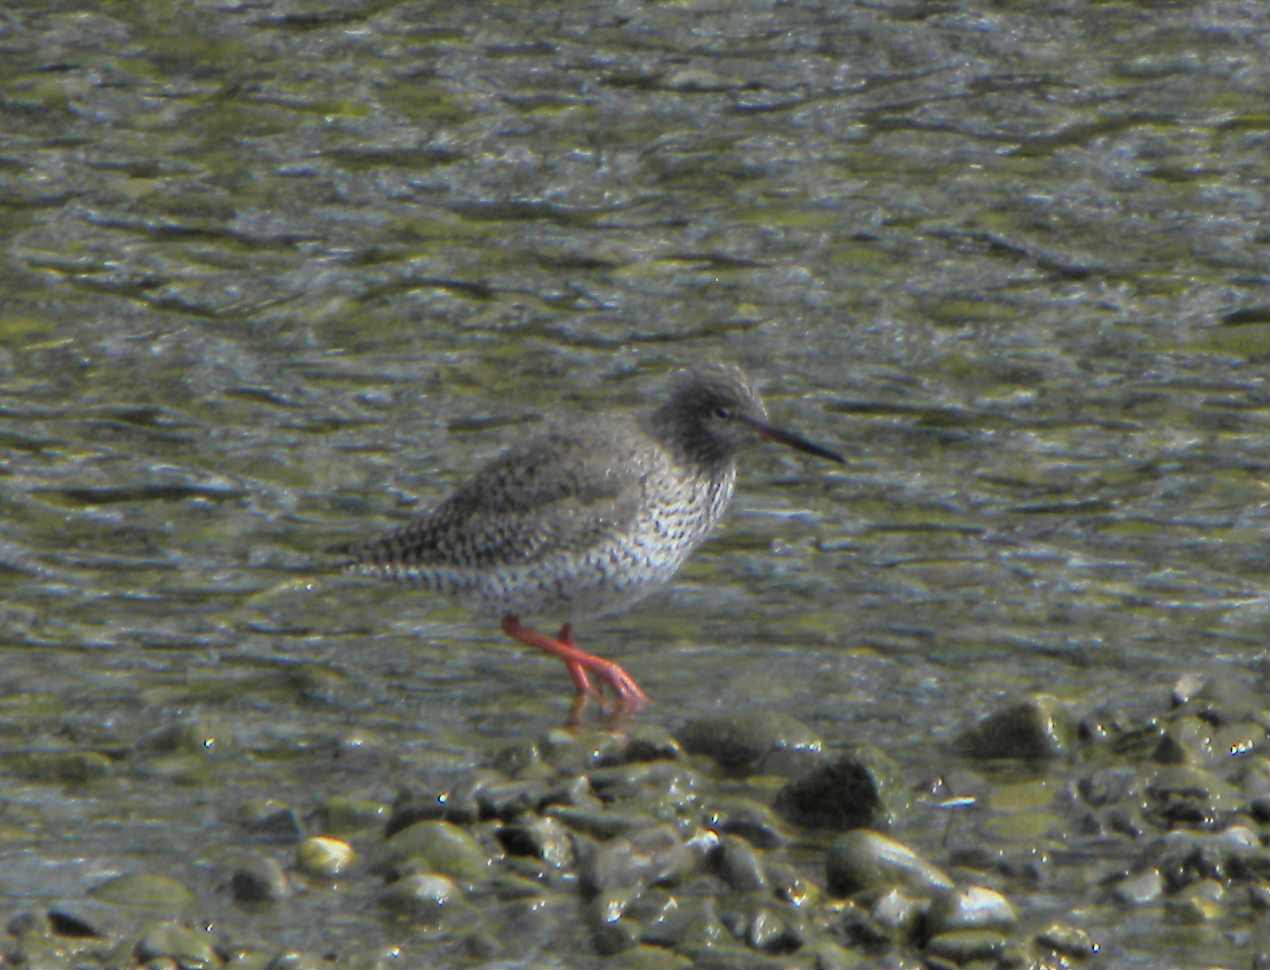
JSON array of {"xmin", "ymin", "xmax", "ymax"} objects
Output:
[{"xmin": 500, "ymin": 615, "xmax": 649, "ymax": 709}]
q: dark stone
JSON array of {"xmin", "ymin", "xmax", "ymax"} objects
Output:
[
  {"xmin": 958, "ymin": 693, "xmax": 1072, "ymax": 759},
  {"xmin": 230, "ymin": 855, "xmax": 290, "ymax": 903},
  {"xmin": 775, "ymin": 746, "xmax": 908, "ymax": 830}
]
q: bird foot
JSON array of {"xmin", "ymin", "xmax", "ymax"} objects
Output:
[{"xmin": 501, "ymin": 615, "xmax": 649, "ymax": 711}]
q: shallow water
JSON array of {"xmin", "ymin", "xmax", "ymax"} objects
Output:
[{"xmin": 1, "ymin": 0, "xmax": 1267, "ymax": 966}]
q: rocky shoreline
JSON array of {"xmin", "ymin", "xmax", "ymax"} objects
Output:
[{"xmin": 8, "ymin": 673, "xmax": 1269, "ymax": 969}]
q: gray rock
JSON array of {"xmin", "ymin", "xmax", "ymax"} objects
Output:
[
  {"xmin": 869, "ymin": 887, "xmax": 923, "ymax": 941},
  {"xmin": 314, "ymin": 795, "xmax": 388, "ymax": 834},
  {"xmin": 776, "ymin": 747, "xmax": 909, "ymax": 830},
  {"xmin": 378, "ymin": 873, "xmax": 460, "ymax": 919},
  {"xmin": 89, "ymin": 873, "xmax": 195, "ymax": 913},
  {"xmin": 630, "ymin": 889, "xmax": 701, "ymax": 949},
  {"xmin": 45, "ymin": 899, "xmax": 123, "ymax": 939},
  {"xmin": 1036, "ymin": 921, "xmax": 1099, "ymax": 958},
  {"xmin": 135, "ymin": 920, "xmax": 218, "ymax": 967},
  {"xmin": 546, "ymin": 805, "xmax": 660, "ymax": 839},
  {"xmin": 714, "ymin": 835, "xmax": 767, "ymax": 893},
  {"xmin": 586, "ymin": 760, "xmax": 703, "ymax": 808},
  {"xmin": 374, "ymin": 819, "xmax": 493, "ymax": 883},
  {"xmin": 1166, "ymin": 878, "xmax": 1225, "ymax": 923},
  {"xmin": 926, "ymin": 885, "xmax": 1018, "ymax": 934},
  {"xmin": 490, "ymin": 737, "xmax": 542, "ymax": 776},
  {"xmin": 1144, "ymin": 765, "xmax": 1239, "ymax": 828},
  {"xmin": 497, "ymin": 814, "xmax": 574, "ymax": 868},
  {"xmin": 587, "ymin": 889, "xmax": 640, "ymax": 955},
  {"xmin": 539, "ymin": 727, "xmax": 628, "ymax": 774},
  {"xmin": 1077, "ymin": 768, "xmax": 1138, "ymax": 808},
  {"xmin": 386, "ymin": 775, "xmax": 493, "ymax": 834},
  {"xmin": 264, "ymin": 950, "xmax": 326, "ymax": 970},
  {"xmin": 704, "ymin": 798, "xmax": 790, "ymax": 849},
  {"xmin": 718, "ymin": 895, "xmax": 807, "ymax": 953},
  {"xmin": 237, "ymin": 799, "xmax": 304, "ymax": 842},
  {"xmin": 296, "ymin": 836, "xmax": 355, "ymax": 879},
  {"xmin": 958, "ymin": 693, "xmax": 1072, "ymax": 759},
  {"xmin": 624, "ymin": 724, "xmax": 685, "ymax": 763},
  {"xmin": 826, "ymin": 830, "xmax": 953, "ymax": 897},
  {"xmin": 1153, "ymin": 716, "xmax": 1217, "ymax": 765},
  {"xmin": 578, "ymin": 824, "xmax": 697, "ymax": 896},
  {"xmin": 1112, "ymin": 867, "xmax": 1164, "ymax": 906},
  {"xmin": 680, "ymin": 711, "xmax": 823, "ymax": 775},
  {"xmin": 230, "ymin": 855, "xmax": 290, "ymax": 902},
  {"xmin": 925, "ymin": 928, "xmax": 1008, "ymax": 962},
  {"xmin": 475, "ymin": 778, "xmax": 550, "ymax": 819}
]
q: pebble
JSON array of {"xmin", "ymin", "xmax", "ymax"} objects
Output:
[
  {"xmin": 378, "ymin": 873, "xmax": 460, "ymax": 918},
  {"xmin": 296, "ymin": 835, "xmax": 355, "ymax": 878}
]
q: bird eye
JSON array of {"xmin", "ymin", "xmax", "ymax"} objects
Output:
[{"xmin": 713, "ymin": 406, "xmax": 731, "ymax": 420}]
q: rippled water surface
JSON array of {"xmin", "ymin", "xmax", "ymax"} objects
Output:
[{"xmin": 2, "ymin": 0, "xmax": 1267, "ymax": 966}]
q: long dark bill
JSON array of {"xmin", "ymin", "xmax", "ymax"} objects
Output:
[{"xmin": 743, "ymin": 416, "xmax": 846, "ymax": 464}]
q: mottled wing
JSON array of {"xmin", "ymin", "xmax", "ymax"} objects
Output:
[{"xmin": 336, "ymin": 423, "xmax": 656, "ymax": 573}]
